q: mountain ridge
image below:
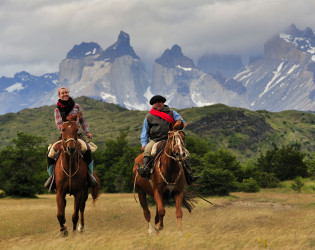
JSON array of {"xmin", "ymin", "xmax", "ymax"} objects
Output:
[{"xmin": 1, "ymin": 24, "xmax": 315, "ymax": 114}]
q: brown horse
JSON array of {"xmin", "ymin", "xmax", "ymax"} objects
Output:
[
  {"xmin": 133, "ymin": 119, "xmax": 194, "ymax": 235},
  {"xmin": 55, "ymin": 114, "xmax": 99, "ymax": 236}
]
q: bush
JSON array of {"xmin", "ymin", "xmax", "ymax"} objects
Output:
[
  {"xmin": 241, "ymin": 178, "xmax": 260, "ymax": 193},
  {"xmin": 0, "ymin": 132, "xmax": 47, "ymax": 197},
  {"xmin": 257, "ymin": 172, "xmax": 280, "ymax": 188},
  {"xmin": 198, "ymin": 168, "xmax": 238, "ymax": 196},
  {"xmin": 256, "ymin": 144, "xmax": 308, "ymax": 181},
  {"xmin": 290, "ymin": 176, "xmax": 304, "ymax": 193}
]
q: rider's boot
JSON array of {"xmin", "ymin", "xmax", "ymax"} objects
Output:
[
  {"xmin": 137, "ymin": 156, "xmax": 151, "ymax": 179},
  {"xmin": 87, "ymin": 160, "xmax": 98, "ymax": 187},
  {"xmin": 44, "ymin": 157, "xmax": 55, "ymax": 189},
  {"xmin": 83, "ymin": 149, "xmax": 97, "ymax": 187},
  {"xmin": 183, "ymin": 159, "xmax": 200, "ymax": 185}
]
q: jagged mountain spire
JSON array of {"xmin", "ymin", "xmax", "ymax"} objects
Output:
[
  {"xmin": 155, "ymin": 44, "xmax": 195, "ymax": 68},
  {"xmin": 66, "ymin": 42, "xmax": 102, "ymax": 59},
  {"xmin": 98, "ymin": 31, "xmax": 139, "ymax": 62}
]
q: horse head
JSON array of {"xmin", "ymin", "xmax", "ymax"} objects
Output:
[
  {"xmin": 61, "ymin": 114, "xmax": 79, "ymax": 155},
  {"xmin": 167, "ymin": 118, "xmax": 188, "ymax": 161}
]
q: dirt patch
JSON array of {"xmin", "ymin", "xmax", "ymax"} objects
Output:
[{"xmin": 231, "ymin": 201, "xmax": 297, "ymax": 210}]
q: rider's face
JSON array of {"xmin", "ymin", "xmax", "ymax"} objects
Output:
[
  {"xmin": 152, "ymin": 102, "xmax": 164, "ymax": 111},
  {"xmin": 58, "ymin": 88, "xmax": 69, "ymax": 101}
]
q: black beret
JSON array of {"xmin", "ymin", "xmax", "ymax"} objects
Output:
[{"xmin": 150, "ymin": 95, "xmax": 166, "ymax": 105}]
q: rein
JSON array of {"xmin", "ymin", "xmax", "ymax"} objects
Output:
[
  {"xmin": 60, "ymin": 147, "xmax": 81, "ymax": 194},
  {"xmin": 61, "ymin": 121, "xmax": 81, "ymax": 194}
]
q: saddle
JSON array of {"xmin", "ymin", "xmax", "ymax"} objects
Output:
[{"xmin": 48, "ymin": 140, "xmax": 97, "ymax": 159}]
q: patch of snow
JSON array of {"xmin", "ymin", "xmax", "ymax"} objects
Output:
[
  {"xmin": 123, "ymin": 101, "xmax": 148, "ymax": 111},
  {"xmin": 312, "ymin": 55, "xmax": 315, "ymax": 62},
  {"xmin": 100, "ymin": 92, "xmax": 118, "ymax": 104},
  {"xmin": 234, "ymin": 66, "xmax": 251, "ymax": 81},
  {"xmin": 5, "ymin": 83, "xmax": 24, "ymax": 93},
  {"xmin": 191, "ymin": 91, "xmax": 215, "ymax": 107},
  {"xmin": 259, "ymin": 61, "xmax": 284, "ymax": 98},
  {"xmin": 177, "ymin": 65, "xmax": 192, "ymax": 71},
  {"xmin": 287, "ymin": 64, "xmax": 299, "ymax": 74}
]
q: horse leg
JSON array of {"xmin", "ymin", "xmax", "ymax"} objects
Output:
[
  {"xmin": 138, "ymin": 191, "xmax": 154, "ymax": 235},
  {"xmin": 154, "ymin": 206, "xmax": 159, "ymax": 226},
  {"xmin": 56, "ymin": 191, "xmax": 68, "ymax": 236},
  {"xmin": 78, "ymin": 190, "xmax": 88, "ymax": 232},
  {"xmin": 72, "ymin": 192, "xmax": 84, "ymax": 232},
  {"xmin": 174, "ymin": 191, "xmax": 184, "ymax": 234},
  {"xmin": 154, "ymin": 190, "xmax": 165, "ymax": 232}
]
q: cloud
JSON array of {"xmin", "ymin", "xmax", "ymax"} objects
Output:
[{"xmin": 0, "ymin": 0, "xmax": 315, "ymax": 76}]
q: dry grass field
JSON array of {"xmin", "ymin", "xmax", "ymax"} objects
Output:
[{"xmin": 1, "ymin": 191, "xmax": 315, "ymax": 249}]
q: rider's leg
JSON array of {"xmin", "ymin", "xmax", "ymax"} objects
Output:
[
  {"xmin": 83, "ymin": 149, "xmax": 97, "ymax": 187},
  {"xmin": 137, "ymin": 140, "xmax": 155, "ymax": 178},
  {"xmin": 44, "ymin": 156, "xmax": 55, "ymax": 189},
  {"xmin": 183, "ymin": 159, "xmax": 200, "ymax": 185}
]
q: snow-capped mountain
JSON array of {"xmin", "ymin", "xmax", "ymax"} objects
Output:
[
  {"xmin": 0, "ymin": 72, "xmax": 58, "ymax": 114},
  {"xmin": 0, "ymin": 24, "xmax": 315, "ymax": 115},
  {"xmin": 234, "ymin": 24, "xmax": 315, "ymax": 111}
]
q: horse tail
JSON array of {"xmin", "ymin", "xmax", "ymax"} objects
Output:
[
  {"xmin": 91, "ymin": 173, "xmax": 100, "ymax": 204},
  {"xmin": 182, "ymin": 190, "xmax": 198, "ymax": 213}
]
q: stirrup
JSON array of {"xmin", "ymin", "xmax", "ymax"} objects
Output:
[
  {"xmin": 88, "ymin": 173, "xmax": 97, "ymax": 187},
  {"xmin": 44, "ymin": 176, "xmax": 53, "ymax": 189}
]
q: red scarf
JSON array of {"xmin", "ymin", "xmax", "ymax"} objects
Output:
[{"xmin": 149, "ymin": 108, "xmax": 175, "ymax": 124}]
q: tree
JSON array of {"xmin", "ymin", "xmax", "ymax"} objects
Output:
[
  {"xmin": 256, "ymin": 144, "xmax": 308, "ymax": 181},
  {"xmin": 94, "ymin": 130, "xmax": 139, "ymax": 192},
  {"xmin": 0, "ymin": 132, "xmax": 47, "ymax": 197},
  {"xmin": 193, "ymin": 148, "xmax": 242, "ymax": 196}
]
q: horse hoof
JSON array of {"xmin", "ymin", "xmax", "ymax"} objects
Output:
[
  {"xmin": 60, "ymin": 229, "xmax": 68, "ymax": 237},
  {"xmin": 155, "ymin": 225, "xmax": 163, "ymax": 232},
  {"xmin": 77, "ymin": 224, "xmax": 85, "ymax": 233}
]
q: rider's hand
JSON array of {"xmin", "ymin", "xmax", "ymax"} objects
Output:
[
  {"xmin": 141, "ymin": 146, "xmax": 146, "ymax": 152},
  {"xmin": 86, "ymin": 132, "xmax": 93, "ymax": 139}
]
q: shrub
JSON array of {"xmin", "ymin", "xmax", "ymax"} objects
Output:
[{"xmin": 241, "ymin": 178, "xmax": 260, "ymax": 193}]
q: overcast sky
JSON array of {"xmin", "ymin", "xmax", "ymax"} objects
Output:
[{"xmin": 1, "ymin": 0, "xmax": 315, "ymax": 77}]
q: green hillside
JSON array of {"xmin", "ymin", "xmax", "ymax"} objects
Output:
[{"xmin": 0, "ymin": 96, "xmax": 314, "ymax": 161}]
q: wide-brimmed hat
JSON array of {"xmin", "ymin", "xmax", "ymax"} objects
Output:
[{"xmin": 149, "ymin": 95, "xmax": 166, "ymax": 105}]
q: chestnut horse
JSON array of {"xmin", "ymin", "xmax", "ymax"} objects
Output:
[
  {"xmin": 55, "ymin": 114, "xmax": 99, "ymax": 236},
  {"xmin": 133, "ymin": 119, "xmax": 194, "ymax": 235}
]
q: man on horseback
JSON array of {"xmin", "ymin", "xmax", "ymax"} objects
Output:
[
  {"xmin": 45, "ymin": 87, "xmax": 97, "ymax": 189},
  {"xmin": 138, "ymin": 95, "xmax": 196, "ymax": 184}
]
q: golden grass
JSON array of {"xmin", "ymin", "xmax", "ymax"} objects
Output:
[{"xmin": 1, "ymin": 191, "xmax": 315, "ymax": 249}]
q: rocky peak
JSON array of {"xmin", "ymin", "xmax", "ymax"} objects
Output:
[
  {"xmin": 284, "ymin": 24, "xmax": 313, "ymax": 38},
  {"xmin": 155, "ymin": 44, "xmax": 195, "ymax": 68},
  {"xmin": 98, "ymin": 31, "xmax": 139, "ymax": 62},
  {"xmin": 280, "ymin": 24, "xmax": 315, "ymax": 54},
  {"xmin": 66, "ymin": 42, "xmax": 102, "ymax": 59}
]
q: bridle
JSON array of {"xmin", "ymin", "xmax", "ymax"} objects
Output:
[
  {"xmin": 164, "ymin": 130, "xmax": 189, "ymax": 161},
  {"xmin": 61, "ymin": 120, "xmax": 80, "ymax": 193},
  {"xmin": 158, "ymin": 129, "xmax": 190, "ymax": 190},
  {"xmin": 62, "ymin": 121, "xmax": 79, "ymax": 155}
]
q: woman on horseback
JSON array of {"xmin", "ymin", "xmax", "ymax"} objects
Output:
[{"xmin": 45, "ymin": 87, "xmax": 97, "ymax": 189}]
